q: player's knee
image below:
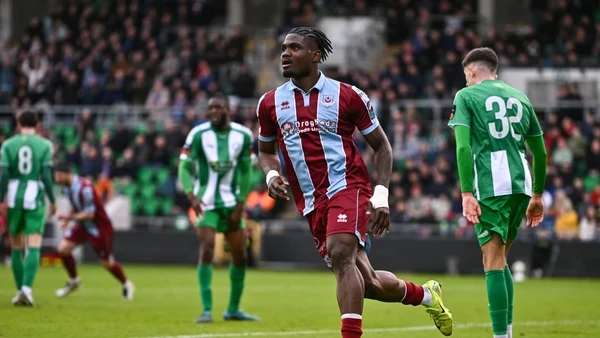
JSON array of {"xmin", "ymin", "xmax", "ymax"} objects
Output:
[
  {"xmin": 230, "ymin": 251, "xmax": 247, "ymax": 267},
  {"xmin": 327, "ymin": 241, "xmax": 356, "ymax": 273},
  {"xmin": 199, "ymin": 243, "xmax": 215, "ymax": 264},
  {"xmin": 99, "ymin": 259, "xmax": 112, "ymax": 268},
  {"xmin": 10, "ymin": 235, "xmax": 24, "ymax": 249},
  {"xmin": 482, "ymin": 250, "xmax": 506, "ymax": 270}
]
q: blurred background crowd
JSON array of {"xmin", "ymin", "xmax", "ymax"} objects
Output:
[{"xmin": 0, "ymin": 0, "xmax": 599, "ymax": 242}]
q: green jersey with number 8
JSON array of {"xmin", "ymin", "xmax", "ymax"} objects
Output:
[
  {"xmin": 0, "ymin": 134, "xmax": 53, "ymax": 210},
  {"xmin": 448, "ymin": 79, "xmax": 543, "ymax": 201}
]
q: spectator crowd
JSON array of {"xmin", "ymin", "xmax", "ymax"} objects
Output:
[{"xmin": 0, "ymin": 0, "xmax": 599, "ymax": 240}]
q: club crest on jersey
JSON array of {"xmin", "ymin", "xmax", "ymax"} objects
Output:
[{"xmin": 321, "ymin": 95, "xmax": 335, "ymax": 107}]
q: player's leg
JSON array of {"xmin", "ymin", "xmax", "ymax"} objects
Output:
[
  {"xmin": 195, "ymin": 211, "xmax": 218, "ymax": 323},
  {"xmin": 222, "ymin": 213, "xmax": 259, "ymax": 321},
  {"xmin": 56, "ymin": 238, "xmax": 82, "ymax": 297},
  {"xmin": 56, "ymin": 224, "xmax": 87, "ymax": 297},
  {"xmin": 478, "ymin": 197, "xmax": 511, "ymax": 338},
  {"xmin": 7, "ymin": 208, "xmax": 25, "ymax": 304},
  {"xmin": 356, "ymin": 248, "xmax": 453, "ymax": 336},
  {"xmin": 19, "ymin": 207, "xmax": 47, "ymax": 306},
  {"xmin": 503, "ymin": 194, "xmax": 531, "ymax": 338},
  {"xmin": 94, "ymin": 229, "xmax": 133, "ymax": 300},
  {"xmin": 325, "ymin": 189, "xmax": 371, "ymax": 338}
]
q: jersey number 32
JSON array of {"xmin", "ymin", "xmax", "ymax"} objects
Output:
[{"xmin": 485, "ymin": 95, "xmax": 523, "ymax": 141}]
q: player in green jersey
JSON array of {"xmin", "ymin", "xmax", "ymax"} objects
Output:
[
  {"xmin": 449, "ymin": 48, "xmax": 547, "ymax": 338},
  {"xmin": 0, "ymin": 111, "xmax": 56, "ymax": 306},
  {"xmin": 178, "ymin": 93, "xmax": 259, "ymax": 323}
]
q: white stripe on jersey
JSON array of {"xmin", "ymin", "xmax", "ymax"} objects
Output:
[
  {"xmin": 491, "ymin": 150, "xmax": 512, "ymax": 196},
  {"xmin": 201, "ymin": 130, "xmax": 219, "ymax": 208}
]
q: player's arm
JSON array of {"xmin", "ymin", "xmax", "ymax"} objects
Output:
[
  {"xmin": 351, "ymin": 86, "xmax": 392, "ymax": 235},
  {"xmin": 0, "ymin": 143, "xmax": 9, "ymax": 203},
  {"xmin": 525, "ymin": 109, "xmax": 547, "ymax": 197},
  {"xmin": 178, "ymin": 131, "xmax": 205, "ymax": 216},
  {"xmin": 66, "ymin": 186, "xmax": 95, "ymax": 221},
  {"xmin": 236, "ymin": 132, "xmax": 253, "ymax": 202},
  {"xmin": 449, "ymin": 90, "xmax": 480, "ymax": 223},
  {"xmin": 41, "ymin": 142, "xmax": 56, "ymax": 206}
]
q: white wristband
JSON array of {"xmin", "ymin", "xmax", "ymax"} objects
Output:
[
  {"xmin": 369, "ymin": 185, "xmax": 389, "ymax": 209},
  {"xmin": 266, "ymin": 170, "xmax": 280, "ymax": 185}
]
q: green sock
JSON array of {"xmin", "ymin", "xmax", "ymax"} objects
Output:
[
  {"xmin": 22, "ymin": 248, "xmax": 41, "ymax": 288},
  {"xmin": 227, "ymin": 265, "xmax": 246, "ymax": 313},
  {"xmin": 486, "ymin": 270, "xmax": 508, "ymax": 336},
  {"xmin": 504, "ymin": 265, "xmax": 514, "ymax": 326},
  {"xmin": 11, "ymin": 249, "xmax": 24, "ymax": 290},
  {"xmin": 197, "ymin": 264, "xmax": 213, "ymax": 312}
]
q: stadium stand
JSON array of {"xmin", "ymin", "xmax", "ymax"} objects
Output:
[{"xmin": 0, "ymin": 0, "xmax": 599, "ymax": 241}]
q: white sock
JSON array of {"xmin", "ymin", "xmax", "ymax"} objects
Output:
[
  {"xmin": 341, "ymin": 313, "xmax": 362, "ymax": 320},
  {"xmin": 21, "ymin": 286, "xmax": 32, "ymax": 295},
  {"xmin": 507, "ymin": 324, "xmax": 513, "ymax": 338},
  {"xmin": 493, "ymin": 335, "xmax": 508, "ymax": 338},
  {"xmin": 70, "ymin": 277, "xmax": 80, "ymax": 284},
  {"xmin": 421, "ymin": 286, "xmax": 432, "ymax": 306}
]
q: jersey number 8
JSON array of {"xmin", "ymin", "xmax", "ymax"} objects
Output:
[
  {"xmin": 485, "ymin": 95, "xmax": 523, "ymax": 141},
  {"xmin": 18, "ymin": 146, "xmax": 33, "ymax": 175}
]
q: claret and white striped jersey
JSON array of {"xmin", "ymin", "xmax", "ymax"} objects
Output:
[{"xmin": 257, "ymin": 72, "xmax": 379, "ymax": 215}]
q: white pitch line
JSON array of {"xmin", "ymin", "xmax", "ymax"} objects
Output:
[{"xmin": 138, "ymin": 320, "xmax": 600, "ymax": 338}]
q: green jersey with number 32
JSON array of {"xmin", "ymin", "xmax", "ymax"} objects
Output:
[
  {"xmin": 0, "ymin": 134, "xmax": 53, "ymax": 210},
  {"xmin": 448, "ymin": 79, "xmax": 543, "ymax": 201}
]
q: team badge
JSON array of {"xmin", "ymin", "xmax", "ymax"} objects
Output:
[{"xmin": 321, "ymin": 95, "xmax": 335, "ymax": 107}]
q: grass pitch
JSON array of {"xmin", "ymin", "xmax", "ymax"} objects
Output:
[{"xmin": 1, "ymin": 265, "xmax": 599, "ymax": 337}]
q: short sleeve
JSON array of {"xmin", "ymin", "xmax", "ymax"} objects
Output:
[
  {"xmin": 0, "ymin": 143, "xmax": 7, "ymax": 167},
  {"xmin": 81, "ymin": 186, "xmax": 96, "ymax": 213},
  {"xmin": 257, "ymin": 93, "xmax": 277, "ymax": 142},
  {"xmin": 238, "ymin": 129, "xmax": 253, "ymax": 162},
  {"xmin": 526, "ymin": 106, "xmax": 543, "ymax": 137},
  {"xmin": 350, "ymin": 86, "xmax": 379, "ymax": 135},
  {"xmin": 180, "ymin": 128, "xmax": 200, "ymax": 161},
  {"xmin": 448, "ymin": 90, "xmax": 471, "ymax": 129}
]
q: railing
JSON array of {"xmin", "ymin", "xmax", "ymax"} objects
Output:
[{"xmin": 2, "ymin": 99, "xmax": 597, "ymax": 129}]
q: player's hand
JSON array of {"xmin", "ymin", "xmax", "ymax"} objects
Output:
[
  {"xmin": 56, "ymin": 210, "xmax": 71, "ymax": 221},
  {"xmin": 526, "ymin": 194, "xmax": 544, "ymax": 227},
  {"xmin": 49, "ymin": 203, "xmax": 57, "ymax": 217},
  {"xmin": 267, "ymin": 176, "xmax": 290, "ymax": 201},
  {"xmin": 462, "ymin": 192, "xmax": 481, "ymax": 224},
  {"xmin": 59, "ymin": 219, "xmax": 70, "ymax": 229},
  {"xmin": 229, "ymin": 201, "xmax": 244, "ymax": 227},
  {"xmin": 188, "ymin": 193, "xmax": 205, "ymax": 217},
  {"xmin": 369, "ymin": 203, "xmax": 390, "ymax": 237}
]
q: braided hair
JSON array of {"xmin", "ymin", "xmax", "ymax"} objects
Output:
[{"xmin": 288, "ymin": 27, "xmax": 333, "ymax": 63}]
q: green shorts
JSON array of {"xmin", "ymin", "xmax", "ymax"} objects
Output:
[
  {"xmin": 197, "ymin": 207, "xmax": 245, "ymax": 233},
  {"xmin": 475, "ymin": 194, "xmax": 530, "ymax": 247},
  {"xmin": 7, "ymin": 206, "xmax": 46, "ymax": 236}
]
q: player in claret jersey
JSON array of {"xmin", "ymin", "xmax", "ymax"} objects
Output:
[
  {"xmin": 0, "ymin": 111, "xmax": 56, "ymax": 306},
  {"xmin": 257, "ymin": 27, "xmax": 454, "ymax": 337},
  {"xmin": 53, "ymin": 161, "xmax": 135, "ymax": 301},
  {"xmin": 449, "ymin": 47, "xmax": 547, "ymax": 338}
]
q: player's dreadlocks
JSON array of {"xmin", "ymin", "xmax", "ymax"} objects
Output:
[{"xmin": 289, "ymin": 27, "xmax": 333, "ymax": 63}]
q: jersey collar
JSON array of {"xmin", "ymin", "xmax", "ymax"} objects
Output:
[{"xmin": 284, "ymin": 71, "xmax": 326, "ymax": 94}]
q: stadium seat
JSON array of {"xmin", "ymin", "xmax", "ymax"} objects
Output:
[
  {"xmin": 140, "ymin": 185, "xmax": 157, "ymax": 199},
  {"xmin": 141, "ymin": 198, "xmax": 160, "ymax": 216},
  {"xmin": 155, "ymin": 168, "xmax": 171, "ymax": 185},
  {"xmin": 137, "ymin": 167, "xmax": 154, "ymax": 184},
  {"xmin": 122, "ymin": 184, "xmax": 138, "ymax": 199},
  {"xmin": 584, "ymin": 175, "xmax": 599, "ymax": 192},
  {"xmin": 130, "ymin": 199, "xmax": 142, "ymax": 215},
  {"xmin": 160, "ymin": 198, "xmax": 174, "ymax": 215}
]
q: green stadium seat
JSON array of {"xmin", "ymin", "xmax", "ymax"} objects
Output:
[
  {"xmin": 584, "ymin": 175, "xmax": 599, "ymax": 192},
  {"xmin": 130, "ymin": 199, "xmax": 142, "ymax": 215},
  {"xmin": 155, "ymin": 168, "xmax": 171, "ymax": 184},
  {"xmin": 160, "ymin": 198, "xmax": 174, "ymax": 215},
  {"xmin": 140, "ymin": 185, "xmax": 157, "ymax": 199},
  {"xmin": 122, "ymin": 184, "xmax": 138, "ymax": 199},
  {"xmin": 141, "ymin": 199, "xmax": 160, "ymax": 216},
  {"xmin": 137, "ymin": 167, "xmax": 153, "ymax": 184},
  {"xmin": 63, "ymin": 126, "xmax": 76, "ymax": 141}
]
